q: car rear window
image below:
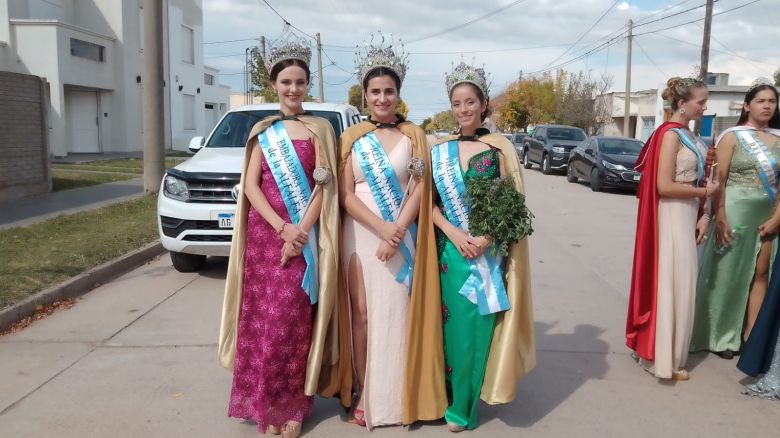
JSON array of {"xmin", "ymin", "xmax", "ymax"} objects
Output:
[
  {"xmin": 548, "ymin": 128, "xmax": 586, "ymax": 141},
  {"xmin": 206, "ymin": 110, "xmax": 344, "ymax": 148},
  {"xmin": 599, "ymin": 139, "xmax": 644, "ymax": 155}
]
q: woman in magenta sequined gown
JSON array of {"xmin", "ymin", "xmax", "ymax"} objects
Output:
[
  {"xmin": 225, "ymin": 52, "xmax": 326, "ymax": 438},
  {"xmin": 227, "ymin": 136, "xmax": 316, "ymax": 432}
]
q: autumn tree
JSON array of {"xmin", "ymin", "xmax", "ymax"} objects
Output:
[{"xmin": 426, "ymin": 110, "xmax": 456, "ymax": 133}]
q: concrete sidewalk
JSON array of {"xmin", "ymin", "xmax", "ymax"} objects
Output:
[{"xmin": 0, "ymin": 177, "xmax": 145, "ymax": 230}]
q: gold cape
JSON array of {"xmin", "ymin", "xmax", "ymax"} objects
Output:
[
  {"xmin": 218, "ymin": 114, "xmax": 344, "ymax": 398},
  {"xmin": 432, "ymin": 133, "xmax": 536, "ymax": 404},
  {"xmin": 338, "ymin": 121, "xmax": 448, "ymax": 423}
]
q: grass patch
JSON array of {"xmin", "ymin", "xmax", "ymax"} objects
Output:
[
  {"xmin": 0, "ymin": 195, "xmax": 158, "ymax": 310},
  {"xmin": 52, "ymin": 169, "xmax": 137, "ymax": 191},
  {"xmin": 72, "ymin": 158, "xmax": 187, "ymax": 170}
]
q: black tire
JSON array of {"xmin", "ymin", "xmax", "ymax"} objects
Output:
[
  {"xmin": 590, "ymin": 168, "xmax": 602, "ymax": 192},
  {"xmin": 566, "ymin": 163, "xmax": 578, "ymax": 183},
  {"xmin": 170, "ymin": 251, "xmax": 207, "ymax": 272},
  {"xmin": 523, "ymin": 149, "xmax": 532, "ymax": 169},
  {"xmin": 542, "ymin": 154, "xmax": 552, "ymax": 175}
]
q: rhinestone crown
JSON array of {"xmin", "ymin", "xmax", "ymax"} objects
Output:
[
  {"xmin": 265, "ymin": 32, "xmax": 312, "ymax": 73},
  {"xmin": 355, "ymin": 31, "xmax": 409, "ymax": 85},
  {"xmin": 446, "ymin": 60, "xmax": 490, "ymax": 96},
  {"xmin": 748, "ymin": 77, "xmax": 775, "ymax": 93}
]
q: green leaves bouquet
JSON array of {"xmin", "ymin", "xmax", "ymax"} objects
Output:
[{"xmin": 466, "ymin": 176, "xmax": 534, "ymax": 256}]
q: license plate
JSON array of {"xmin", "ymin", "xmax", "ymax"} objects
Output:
[
  {"xmin": 218, "ymin": 213, "xmax": 234, "ymax": 228},
  {"xmin": 633, "ymin": 175, "xmax": 641, "ymax": 181}
]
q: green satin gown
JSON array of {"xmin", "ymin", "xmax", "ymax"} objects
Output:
[
  {"xmin": 436, "ymin": 147, "xmax": 501, "ymax": 429},
  {"xmin": 691, "ymin": 135, "xmax": 780, "ymax": 353}
]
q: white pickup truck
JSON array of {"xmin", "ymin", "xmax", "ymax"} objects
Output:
[{"xmin": 157, "ymin": 102, "xmax": 361, "ymax": 272}]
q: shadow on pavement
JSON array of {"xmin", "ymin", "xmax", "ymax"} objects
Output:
[{"xmin": 482, "ymin": 321, "xmax": 610, "ymax": 428}]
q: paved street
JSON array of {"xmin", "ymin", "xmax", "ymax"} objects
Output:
[{"xmin": 1, "ymin": 167, "xmax": 778, "ymax": 437}]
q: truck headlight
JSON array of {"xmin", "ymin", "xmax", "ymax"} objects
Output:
[
  {"xmin": 552, "ymin": 146, "xmax": 565, "ymax": 154},
  {"xmin": 164, "ymin": 175, "xmax": 190, "ymax": 201},
  {"xmin": 602, "ymin": 160, "xmax": 627, "ymax": 171}
]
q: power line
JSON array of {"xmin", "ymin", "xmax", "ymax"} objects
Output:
[
  {"xmin": 203, "ymin": 37, "xmax": 258, "ymax": 45},
  {"xmin": 634, "ymin": 0, "xmax": 696, "ymax": 25},
  {"xmin": 646, "ymin": 32, "xmax": 775, "ymax": 67},
  {"xmin": 634, "ymin": 38, "xmax": 668, "ymax": 76},
  {"xmin": 524, "ymin": 30, "xmax": 628, "ymax": 75},
  {"xmin": 259, "ymin": 0, "xmax": 316, "ymax": 40},
  {"xmin": 634, "ymin": 0, "xmax": 720, "ymax": 28},
  {"xmin": 404, "ymin": 0, "xmax": 529, "ymax": 44},
  {"xmin": 634, "ymin": 0, "xmax": 762, "ymax": 36},
  {"xmin": 541, "ymin": 0, "xmax": 622, "ymax": 69}
]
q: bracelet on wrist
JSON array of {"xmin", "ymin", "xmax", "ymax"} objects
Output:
[{"xmin": 277, "ymin": 222, "xmax": 287, "ymax": 237}]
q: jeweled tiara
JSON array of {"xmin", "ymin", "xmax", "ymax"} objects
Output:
[
  {"xmin": 265, "ymin": 32, "xmax": 312, "ymax": 73},
  {"xmin": 355, "ymin": 31, "xmax": 409, "ymax": 85},
  {"xmin": 445, "ymin": 60, "xmax": 490, "ymax": 96}
]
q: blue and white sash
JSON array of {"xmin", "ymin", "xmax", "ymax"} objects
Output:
[
  {"xmin": 670, "ymin": 128, "xmax": 707, "ymax": 184},
  {"xmin": 257, "ymin": 121, "xmax": 319, "ymax": 304},
  {"xmin": 353, "ymin": 132, "xmax": 417, "ymax": 290},
  {"xmin": 431, "ymin": 140, "xmax": 510, "ymax": 315},
  {"xmin": 734, "ymin": 130, "xmax": 779, "ymax": 201}
]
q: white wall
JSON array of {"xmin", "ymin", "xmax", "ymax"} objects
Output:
[{"xmin": 2, "ymin": 0, "xmax": 228, "ymax": 155}]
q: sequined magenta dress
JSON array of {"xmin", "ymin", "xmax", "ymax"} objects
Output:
[{"xmin": 228, "ymin": 139, "xmax": 315, "ymax": 432}]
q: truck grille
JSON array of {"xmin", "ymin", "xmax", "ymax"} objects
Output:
[
  {"xmin": 182, "ymin": 235, "xmax": 232, "ymax": 242},
  {"xmin": 160, "ymin": 216, "xmax": 231, "ymax": 238},
  {"xmin": 187, "ymin": 181, "xmax": 236, "ymax": 203}
]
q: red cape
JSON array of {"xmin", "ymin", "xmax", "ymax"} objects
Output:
[{"xmin": 625, "ymin": 121, "xmax": 684, "ymax": 361}]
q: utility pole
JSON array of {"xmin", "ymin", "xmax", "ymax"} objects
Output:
[
  {"xmin": 142, "ymin": 0, "xmax": 164, "ymax": 195},
  {"xmin": 623, "ymin": 19, "xmax": 633, "ymax": 138},
  {"xmin": 695, "ymin": 0, "xmax": 714, "ymax": 135},
  {"xmin": 316, "ymin": 32, "xmax": 324, "ymax": 102}
]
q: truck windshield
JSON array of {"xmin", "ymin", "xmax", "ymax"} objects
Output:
[
  {"xmin": 548, "ymin": 128, "xmax": 586, "ymax": 141},
  {"xmin": 205, "ymin": 110, "xmax": 344, "ymax": 148}
]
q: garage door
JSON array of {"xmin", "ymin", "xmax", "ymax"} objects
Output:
[{"xmin": 66, "ymin": 90, "xmax": 100, "ymax": 153}]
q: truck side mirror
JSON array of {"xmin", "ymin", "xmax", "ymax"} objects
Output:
[{"xmin": 188, "ymin": 136, "xmax": 205, "ymax": 153}]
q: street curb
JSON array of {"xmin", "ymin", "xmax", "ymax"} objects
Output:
[{"xmin": 0, "ymin": 241, "xmax": 166, "ymax": 332}]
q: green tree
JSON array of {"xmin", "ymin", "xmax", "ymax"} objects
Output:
[
  {"xmin": 774, "ymin": 68, "xmax": 780, "ymax": 86},
  {"xmin": 348, "ymin": 84, "xmax": 364, "ymax": 112},
  {"xmin": 249, "ymin": 50, "xmax": 278, "ymax": 103},
  {"xmin": 420, "ymin": 117, "xmax": 432, "ymax": 132}
]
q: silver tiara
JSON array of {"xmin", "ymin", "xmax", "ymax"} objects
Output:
[
  {"xmin": 748, "ymin": 77, "xmax": 775, "ymax": 93},
  {"xmin": 265, "ymin": 32, "xmax": 312, "ymax": 73},
  {"xmin": 355, "ymin": 31, "xmax": 409, "ymax": 85},
  {"xmin": 446, "ymin": 60, "xmax": 490, "ymax": 96}
]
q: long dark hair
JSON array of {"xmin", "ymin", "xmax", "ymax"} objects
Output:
[
  {"xmin": 449, "ymin": 82, "xmax": 492, "ymax": 122},
  {"xmin": 737, "ymin": 84, "xmax": 780, "ymax": 128},
  {"xmin": 362, "ymin": 67, "xmax": 401, "ymax": 91},
  {"xmin": 269, "ymin": 59, "xmax": 311, "ymax": 83}
]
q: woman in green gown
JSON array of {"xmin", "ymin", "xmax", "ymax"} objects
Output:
[
  {"xmin": 691, "ymin": 81, "xmax": 780, "ymax": 358},
  {"xmin": 430, "ymin": 61, "xmax": 535, "ymax": 431}
]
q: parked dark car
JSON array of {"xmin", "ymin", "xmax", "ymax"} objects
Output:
[
  {"xmin": 522, "ymin": 125, "xmax": 587, "ymax": 174},
  {"xmin": 567, "ymin": 136, "xmax": 644, "ymax": 191},
  {"xmin": 503, "ymin": 132, "xmax": 528, "ymax": 156}
]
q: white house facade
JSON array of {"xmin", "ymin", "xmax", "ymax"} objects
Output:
[
  {"xmin": 596, "ymin": 73, "xmax": 750, "ymax": 141},
  {"xmin": 0, "ymin": 0, "xmax": 230, "ymax": 157}
]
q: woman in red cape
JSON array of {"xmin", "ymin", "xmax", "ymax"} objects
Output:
[{"xmin": 626, "ymin": 77, "xmax": 719, "ymax": 380}]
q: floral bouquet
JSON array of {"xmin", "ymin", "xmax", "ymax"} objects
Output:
[{"xmin": 466, "ymin": 176, "xmax": 534, "ymax": 256}]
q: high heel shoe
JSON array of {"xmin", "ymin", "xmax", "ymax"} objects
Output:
[
  {"xmin": 348, "ymin": 408, "xmax": 366, "ymax": 427},
  {"xmin": 267, "ymin": 425, "xmax": 281, "ymax": 435}
]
